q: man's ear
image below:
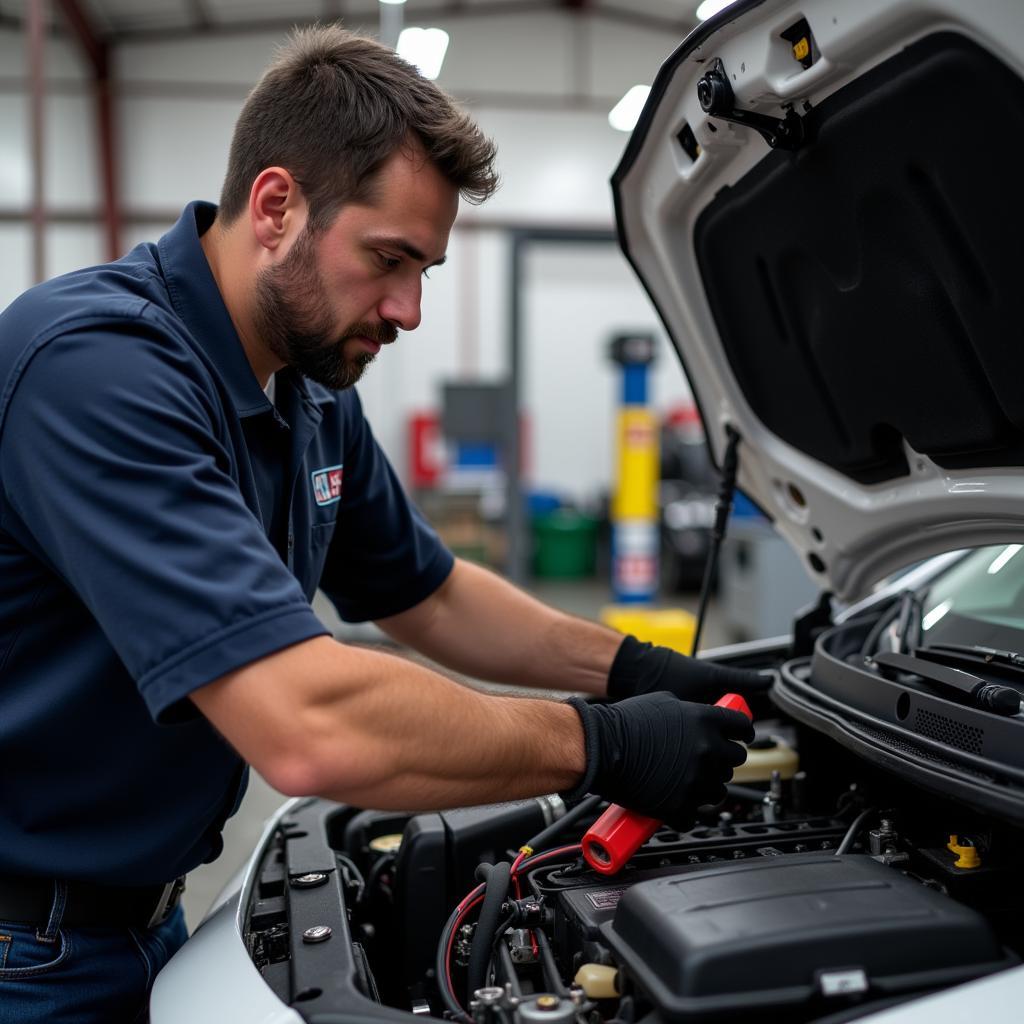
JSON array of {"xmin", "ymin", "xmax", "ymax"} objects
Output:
[{"xmin": 248, "ymin": 167, "xmax": 306, "ymax": 253}]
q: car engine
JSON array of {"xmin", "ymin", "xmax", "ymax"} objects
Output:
[{"xmin": 243, "ymin": 649, "xmax": 1024, "ymax": 1024}]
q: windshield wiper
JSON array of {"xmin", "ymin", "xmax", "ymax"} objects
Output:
[
  {"xmin": 924, "ymin": 642, "xmax": 1024, "ymax": 673},
  {"xmin": 870, "ymin": 650, "xmax": 1024, "ymax": 717}
]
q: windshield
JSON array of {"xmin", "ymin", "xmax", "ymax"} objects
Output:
[{"xmin": 920, "ymin": 545, "xmax": 1024, "ymax": 651}]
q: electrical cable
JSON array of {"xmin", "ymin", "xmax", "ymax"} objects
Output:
[
  {"xmin": 365, "ymin": 851, "xmax": 396, "ymax": 901},
  {"xmin": 894, "ymin": 591, "xmax": 923, "ymax": 654},
  {"xmin": 692, "ymin": 426, "xmax": 741, "ymax": 656},
  {"xmin": 335, "ymin": 852, "xmax": 366, "ymax": 905},
  {"xmin": 861, "ymin": 591, "xmax": 923, "ymax": 657},
  {"xmin": 436, "ymin": 846, "xmax": 583, "ymax": 1022},
  {"xmin": 437, "ymin": 886, "xmax": 485, "ymax": 1024},
  {"xmin": 834, "ymin": 806, "xmax": 876, "ymax": 856}
]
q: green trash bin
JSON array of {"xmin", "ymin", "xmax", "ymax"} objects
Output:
[{"xmin": 532, "ymin": 510, "xmax": 598, "ymax": 579}]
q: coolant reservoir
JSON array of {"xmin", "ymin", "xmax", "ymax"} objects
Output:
[
  {"xmin": 733, "ymin": 736, "xmax": 798, "ymax": 783},
  {"xmin": 574, "ymin": 964, "xmax": 620, "ymax": 999}
]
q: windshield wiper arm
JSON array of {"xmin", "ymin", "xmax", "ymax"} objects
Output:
[
  {"xmin": 870, "ymin": 650, "xmax": 1024, "ymax": 717},
  {"xmin": 924, "ymin": 642, "xmax": 1024, "ymax": 673}
]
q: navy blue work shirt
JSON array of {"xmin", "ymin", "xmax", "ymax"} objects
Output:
[{"xmin": 0, "ymin": 202, "xmax": 453, "ymax": 885}]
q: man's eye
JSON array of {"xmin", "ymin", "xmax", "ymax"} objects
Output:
[{"xmin": 378, "ymin": 253, "xmax": 400, "ymax": 270}]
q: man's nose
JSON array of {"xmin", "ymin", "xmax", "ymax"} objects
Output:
[{"xmin": 379, "ymin": 278, "xmax": 422, "ymax": 332}]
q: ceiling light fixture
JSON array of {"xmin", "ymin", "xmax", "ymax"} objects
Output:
[
  {"xmin": 987, "ymin": 544, "xmax": 1023, "ymax": 575},
  {"xmin": 922, "ymin": 599, "xmax": 953, "ymax": 631},
  {"xmin": 608, "ymin": 85, "xmax": 651, "ymax": 132},
  {"xmin": 397, "ymin": 27, "xmax": 450, "ymax": 80},
  {"xmin": 695, "ymin": 0, "xmax": 736, "ymax": 21}
]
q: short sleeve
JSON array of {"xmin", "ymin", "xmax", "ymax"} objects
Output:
[
  {"xmin": 0, "ymin": 323, "xmax": 328, "ymax": 721},
  {"xmin": 318, "ymin": 390, "xmax": 453, "ymax": 622}
]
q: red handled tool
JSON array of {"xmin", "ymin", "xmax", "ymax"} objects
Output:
[{"xmin": 582, "ymin": 692, "xmax": 752, "ymax": 875}]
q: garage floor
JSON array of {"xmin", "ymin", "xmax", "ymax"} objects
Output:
[{"xmin": 181, "ymin": 580, "xmax": 729, "ymax": 929}]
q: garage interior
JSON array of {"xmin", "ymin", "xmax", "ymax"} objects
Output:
[{"xmin": 0, "ymin": 0, "xmax": 821, "ymax": 930}]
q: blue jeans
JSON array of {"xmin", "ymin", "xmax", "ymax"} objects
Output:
[{"xmin": 0, "ymin": 881, "xmax": 188, "ymax": 1023}]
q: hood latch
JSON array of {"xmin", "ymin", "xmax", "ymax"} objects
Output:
[{"xmin": 697, "ymin": 57, "xmax": 806, "ymax": 151}]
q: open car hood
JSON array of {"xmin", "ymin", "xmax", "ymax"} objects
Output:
[{"xmin": 613, "ymin": 0, "xmax": 1024, "ymax": 600}]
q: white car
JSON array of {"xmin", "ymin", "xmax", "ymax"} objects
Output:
[{"xmin": 153, "ymin": 1, "xmax": 1024, "ymax": 1021}]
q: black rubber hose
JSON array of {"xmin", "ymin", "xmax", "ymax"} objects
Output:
[
  {"xmin": 495, "ymin": 936, "xmax": 523, "ymax": 997},
  {"xmin": 534, "ymin": 928, "xmax": 570, "ymax": 997},
  {"xmin": 467, "ymin": 861, "xmax": 512, "ymax": 999},
  {"xmin": 725, "ymin": 783, "xmax": 770, "ymax": 803},
  {"xmin": 435, "ymin": 889, "xmax": 482, "ymax": 1024},
  {"xmin": 524, "ymin": 794, "xmax": 603, "ymax": 853},
  {"xmin": 835, "ymin": 806, "xmax": 875, "ymax": 856}
]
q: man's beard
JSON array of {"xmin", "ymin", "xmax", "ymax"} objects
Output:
[{"xmin": 253, "ymin": 227, "xmax": 397, "ymax": 390}]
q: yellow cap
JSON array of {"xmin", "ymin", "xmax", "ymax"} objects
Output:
[
  {"xmin": 946, "ymin": 835, "xmax": 981, "ymax": 870},
  {"xmin": 369, "ymin": 833, "xmax": 403, "ymax": 854},
  {"xmin": 793, "ymin": 37, "xmax": 810, "ymax": 62}
]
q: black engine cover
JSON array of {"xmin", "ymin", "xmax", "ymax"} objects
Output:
[{"xmin": 601, "ymin": 853, "xmax": 1014, "ymax": 1020}]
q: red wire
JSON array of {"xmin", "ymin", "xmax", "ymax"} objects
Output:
[
  {"xmin": 444, "ymin": 844, "xmax": 584, "ymax": 1017},
  {"xmin": 445, "ymin": 892, "xmax": 484, "ymax": 1016}
]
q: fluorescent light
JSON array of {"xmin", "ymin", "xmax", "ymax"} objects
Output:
[
  {"xmin": 987, "ymin": 543, "xmax": 1023, "ymax": 575},
  {"xmin": 922, "ymin": 599, "xmax": 953, "ymax": 631},
  {"xmin": 397, "ymin": 27, "xmax": 449, "ymax": 79},
  {"xmin": 379, "ymin": 0, "xmax": 406, "ymax": 6},
  {"xmin": 609, "ymin": 85, "xmax": 651, "ymax": 132},
  {"xmin": 696, "ymin": 0, "xmax": 736, "ymax": 21}
]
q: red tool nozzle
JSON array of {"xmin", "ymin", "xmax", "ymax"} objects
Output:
[
  {"xmin": 582, "ymin": 692, "xmax": 753, "ymax": 875},
  {"xmin": 715, "ymin": 692, "xmax": 752, "ymax": 718}
]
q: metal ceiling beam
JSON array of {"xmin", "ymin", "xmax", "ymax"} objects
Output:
[
  {"xmin": 185, "ymin": 0, "xmax": 214, "ymax": 31},
  {"xmin": 0, "ymin": 1, "xmax": 694, "ymax": 40},
  {"xmin": 91, "ymin": 0, "xmax": 685, "ymax": 42},
  {"xmin": 55, "ymin": 0, "xmax": 122, "ymax": 261},
  {"xmin": 55, "ymin": 0, "xmax": 105, "ymax": 74},
  {"xmin": 321, "ymin": 0, "xmax": 345, "ymax": 19},
  {"xmin": 592, "ymin": 3, "xmax": 693, "ymax": 34}
]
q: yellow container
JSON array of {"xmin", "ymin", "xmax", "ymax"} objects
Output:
[
  {"xmin": 601, "ymin": 606, "xmax": 696, "ymax": 655},
  {"xmin": 612, "ymin": 408, "xmax": 659, "ymax": 521},
  {"xmin": 733, "ymin": 738, "xmax": 799, "ymax": 783}
]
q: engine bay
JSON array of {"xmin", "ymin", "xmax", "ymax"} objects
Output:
[{"xmin": 243, "ymin": 635, "xmax": 1024, "ymax": 1024}]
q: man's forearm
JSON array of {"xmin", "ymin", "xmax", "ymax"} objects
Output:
[
  {"xmin": 191, "ymin": 635, "xmax": 587, "ymax": 809},
  {"xmin": 375, "ymin": 558, "xmax": 622, "ymax": 695}
]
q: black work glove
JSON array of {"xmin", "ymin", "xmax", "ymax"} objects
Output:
[
  {"xmin": 607, "ymin": 634, "xmax": 772, "ymax": 705},
  {"xmin": 564, "ymin": 692, "xmax": 754, "ymax": 830}
]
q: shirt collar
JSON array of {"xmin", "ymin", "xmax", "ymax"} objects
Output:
[{"xmin": 157, "ymin": 201, "xmax": 272, "ymax": 418}]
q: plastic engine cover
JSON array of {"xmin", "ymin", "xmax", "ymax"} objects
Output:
[{"xmin": 601, "ymin": 853, "xmax": 1014, "ymax": 1020}]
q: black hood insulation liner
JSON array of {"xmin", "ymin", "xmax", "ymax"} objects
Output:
[{"xmin": 695, "ymin": 33, "xmax": 1024, "ymax": 485}]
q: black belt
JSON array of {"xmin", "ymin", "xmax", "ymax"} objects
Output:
[{"xmin": 0, "ymin": 875, "xmax": 185, "ymax": 929}]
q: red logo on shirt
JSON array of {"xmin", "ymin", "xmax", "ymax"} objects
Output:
[{"xmin": 311, "ymin": 465, "xmax": 343, "ymax": 506}]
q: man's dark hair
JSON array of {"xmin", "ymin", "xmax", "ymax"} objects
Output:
[{"xmin": 218, "ymin": 24, "xmax": 498, "ymax": 230}]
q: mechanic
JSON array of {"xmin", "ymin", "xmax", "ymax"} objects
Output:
[{"xmin": 0, "ymin": 25, "xmax": 762, "ymax": 1023}]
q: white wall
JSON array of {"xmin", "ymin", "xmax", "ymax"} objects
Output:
[
  {"xmin": 0, "ymin": 11, "xmax": 690, "ymax": 503},
  {"xmin": 524, "ymin": 245, "xmax": 689, "ymax": 504}
]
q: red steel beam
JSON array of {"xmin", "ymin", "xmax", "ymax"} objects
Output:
[{"xmin": 56, "ymin": 0, "xmax": 122, "ymax": 261}]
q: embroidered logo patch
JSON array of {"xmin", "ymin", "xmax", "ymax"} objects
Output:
[{"xmin": 311, "ymin": 465, "xmax": 344, "ymax": 506}]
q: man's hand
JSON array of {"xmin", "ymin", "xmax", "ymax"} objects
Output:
[
  {"xmin": 607, "ymin": 635, "xmax": 772, "ymax": 704},
  {"xmin": 565, "ymin": 692, "xmax": 753, "ymax": 829}
]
